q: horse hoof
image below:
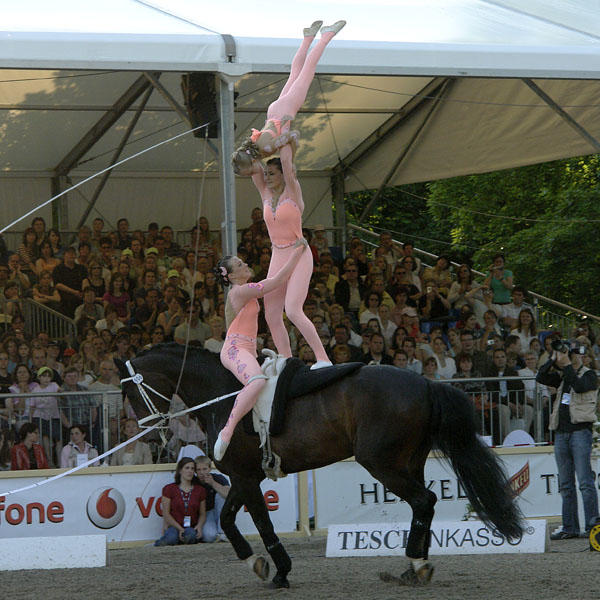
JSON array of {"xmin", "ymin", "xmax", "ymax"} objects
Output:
[
  {"xmin": 268, "ymin": 574, "xmax": 290, "ymax": 589},
  {"xmin": 379, "ymin": 564, "xmax": 434, "ymax": 586},
  {"xmin": 253, "ymin": 556, "xmax": 270, "ymax": 581}
]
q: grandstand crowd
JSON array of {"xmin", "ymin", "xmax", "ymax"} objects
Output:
[{"xmin": 0, "ymin": 212, "xmax": 598, "ymax": 470}]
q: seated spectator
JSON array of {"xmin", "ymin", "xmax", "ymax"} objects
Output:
[
  {"xmin": 195, "ymin": 455, "xmax": 230, "ymax": 542},
  {"xmin": 0, "ymin": 429, "xmax": 16, "ymax": 470},
  {"xmin": 483, "ymin": 252, "xmax": 514, "ymax": 305},
  {"xmin": 88, "ymin": 358, "xmax": 125, "ymax": 447},
  {"xmin": 90, "ymin": 217, "xmax": 104, "ymax": 251},
  {"xmin": 346, "ymin": 238, "xmax": 369, "ymax": 278},
  {"xmin": 155, "ymin": 457, "xmax": 206, "ymax": 546},
  {"xmin": 332, "ymin": 344, "xmax": 351, "ymax": 365},
  {"xmin": 377, "ymin": 304, "xmax": 397, "ymax": 348},
  {"xmin": 402, "ymin": 337, "xmax": 423, "ymax": 374},
  {"xmin": 52, "ymin": 247, "xmax": 88, "ymax": 318},
  {"xmin": 510, "ymin": 307, "xmax": 537, "ymax": 352},
  {"xmin": 431, "ymin": 336, "xmax": 456, "ymax": 378},
  {"xmin": 82, "ymin": 262, "xmax": 107, "ymax": 301},
  {"xmin": 133, "ymin": 287, "xmax": 161, "ymax": 333},
  {"xmin": 11, "ymin": 422, "xmax": 49, "ymax": 470},
  {"xmin": 60, "ymin": 424, "xmax": 99, "ymax": 468},
  {"xmin": 500, "ymin": 285, "xmax": 532, "ymax": 330},
  {"xmin": 328, "ymin": 324, "xmax": 363, "ymax": 362},
  {"xmin": 518, "ymin": 351, "xmax": 549, "ymax": 425},
  {"xmin": 61, "ymin": 367, "xmax": 98, "ymax": 435},
  {"xmin": 30, "ymin": 366, "xmax": 63, "ymax": 464},
  {"xmin": 111, "ymin": 419, "xmax": 153, "ymax": 466},
  {"xmin": 312, "ymin": 224, "xmax": 328, "ymax": 254},
  {"xmin": 35, "ymin": 240, "xmax": 60, "ymax": 275},
  {"xmin": 76, "ymin": 241, "xmax": 93, "ymax": 270},
  {"xmin": 47, "ymin": 228, "xmax": 64, "ymax": 260},
  {"xmin": 298, "ymin": 345, "xmax": 316, "ymax": 367},
  {"xmin": 378, "ymin": 231, "xmax": 403, "ymax": 270},
  {"xmin": 174, "ymin": 302, "xmax": 210, "ymax": 346},
  {"xmin": 401, "ymin": 242, "xmax": 421, "ymax": 273},
  {"xmin": 318, "ymin": 257, "xmax": 339, "ymax": 294},
  {"xmin": 419, "ymin": 280, "xmax": 451, "ymax": 323},
  {"xmin": 8, "ymin": 363, "xmax": 36, "ymax": 430},
  {"xmin": 7, "ymin": 253, "xmax": 31, "ymax": 294},
  {"xmin": 368, "ymin": 276, "xmax": 394, "ymax": 309},
  {"xmin": 387, "ymin": 326, "xmax": 408, "ymax": 359},
  {"xmin": 478, "ymin": 310, "xmax": 503, "ymax": 351},
  {"xmin": 144, "ymin": 324, "xmax": 166, "ymax": 349},
  {"xmin": 68, "ymin": 352, "xmax": 95, "ymax": 388},
  {"xmin": 18, "ymin": 227, "xmax": 38, "ymax": 279},
  {"xmin": 459, "ymin": 330, "xmax": 489, "ymax": 375},
  {"xmin": 95, "ymin": 304, "xmax": 125, "ymax": 335},
  {"xmin": 165, "ymin": 269, "xmax": 190, "ymax": 302},
  {"xmin": 393, "ymin": 349, "xmax": 408, "ymax": 369},
  {"xmin": 359, "ymin": 291, "xmax": 382, "ymax": 330},
  {"xmin": 74, "ymin": 287, "xmax": 105, "ymax": 325},
  {"xmin": 111, "ymin": 332, "xmax": 134, "ymax": 363},
  {"xmin": 422, "ymin": 356, "xmax": 439, "ymax": 380},
  {"xmin": 422, "ymin": 255, "xmax": 453, "ymax": 298},
  {"xmin": 447, "ymin": 264, "xmax": 482, "ymax": 311},
  {"xmin": 446, "ymin": 327, "xmax": 462, "ymax": 358},
  {"xmin": 161, "ymin": 225, "xmax": 181, "ymax": 258},
  {"xmin": 103, "ymin": 273, "xmax": 131, "ymax": 323},
  {"xmin": 485, "ymin": 348, "xmax": 530, "ymax": 441},
  {"xmin": 388, "ymin": 261, "xmax": 420, "ymax": 302},
  {"xmin": 504, "ymin": 334, "xmax": 525, "ymax": 366},
  {"xmin": 153, "ymin": 236, "xmax": 172, "ymax": 271},
  {"xmin": 204, "ymin": 316, "xmax": 225, "ymax": 353},
  {"xmin": 115, "ymin": 218, "xmax": 132, "ymax": 251},
  {"xmin": 33, "ymin": 270, "xmax": 60, "ymax": 310},
  {"xmin": 2, "ymin": 281, "xmax": 23, "ymax": 318},
  {"xmin": 4, "ymin": 337, "xmax": 19, "ymax": 373},
  {"xmin": 157, "ymin": 296, "xmax": 184, "ymax": 340},
  {"xmin": 456, "ymin": 310, "xmax": 481, "ymax": 337},
  {"xmin": 334, "ymin": 263, "xmax": 366, "ymax": 315},
  {"xmin": 363, "ymin": 332, "xmax": 393, "ymax": 365}
]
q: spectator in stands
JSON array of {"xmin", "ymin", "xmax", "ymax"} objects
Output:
[
  {"xmin": 60, "ymin": 424, "xmax": 99, "ymax": 468},
  {"xmin": 4, "ymin": 338, "xmax": 19, "ymax": 374},
  {"xmin": 298, "ymin": 345, "xmax": 316, "ymax": 366},
  {"xmin": 18, "ymin": 227, "xmax": 38, "ymax": 278},
  {"xmin": 74, "ymin": 287, "xmax": 105, "ymax": 324},
  {"xmin": 115, "ymin": 218, "xmax": 132, "ymax": 250},
  {"xmin": 0, "ymin": 349, "xmax": 11, "ymax": 393},
  {"xmin": 459, "ymin": 330, "xmax": 489, "ymax": 375},
  {"xmin": 421, "ymin": 356, "xmax": 439, "ymax": 380},
  {"xmin": 103, "ymin": 273, "xmax": 131, "ymax": 323},
  {"xmin": 153, "ymin": 236, "xmax": 172, "ymax": 271},
  {"xmin": 402, "ymin": 337, "xmax": 423, "ymax": 374},
  {"xmin": 30, "ymin": 366, "xmax": 62, "ymax": 466},
  {"xmin": 111, "ymin": 332, "xmax": 134, "ymax": 363},
  {"xmin": 332, "ymin": 344, "xmax": 351, "ymax": 365},
  {"xmin": 8, "ymin": 364, "xmax": 35, "ymax": 430},
  {"xmin": 328, "ymin": 324, "xmax": 362, "ymax": 362},
  {"xmin": 419, "ymin": 280, "xmax": 451, "ymax": 324},
  {"xmin": 146, "ymin": 222, "xmax": 159, "ymax": 249},
  {"xmin": 422, "ymin": 255, "xmax": 453, "ymax": 298},
  {"xmin": 378, "ymin": 231, "xmax": 402, "ymax": 269},
  {"xmin": 76, "ymin": 241, "xmax": 93, "ymax": 270},
  {"xmin": 452, "ymin": 352, "xmax": 487, "ymax": 396},
  {"xmin": 91, "ymin": 217, "xmax": 104, "ymax": 251},
  {"xmin": 129, "ymin": 238, "xmax": 146, "ymax": 278},
  {"xmin": 447, "ymin": 264, "xmax": 481, "ymax": 311},
  {"xmin": 155, "ymin": 457, "xmax": 206, "ymax": 546},
  {"xmin": 174, "ymin": 302, "xmax": 210, "ymax": 346},
  {"xmin": 11, "ymin": 422, "xmax": 48, "ymax": 470},
  {"xmin": 359, "ymin": 291, "xmax": 382, "ymax": 331},
  {"xmin": 76, "ymin": 225, "xmax": 92, "ymax": 248},
  {"xmin": 204, "ymin": 316, "xmax": 225, "ymax": 354},
  {"xmin": 519, "ymin": 350, "xmax": 549, "ymax": 432},
  {"xmin": 95, "ymin": 304, "xmax": 125, "ymax": 335},
  {"xmin": 485, "ymin": 348, "xmax": 527, "ymax": 441},
  {"xmin": 68, "ymin": 353, "xmax": 94, "ymax": 388},
  {"xmin": 504, "ymin": 334, "xmax": 525, "ymax": 366},
  {"xmin": 376, "ymin": 304, "xmax": 396, "ymax": 348},
  {"xmin": 7, "ymin": 253, "xmax": 31, "ymax": 293},
  {"xmin": 89, "ymin": 359, "xmax": 122, "ymax": 448},
  {"xmin": 53, "ymin": 247, "xmax": 87, "ymax": 318},
  {"xmin": 31, "ymin": 270, "xmax": 61, "ymax": 312},
  {"xmin": 97, "ymin": 236, "xmax": 117, "ymax": 271},
  {"xmin": 398, "ymin": 256, "xmax": 422, "ymax": 296},
  {"xmin": 31, "ymin": 216, "xmax": 46, "ymax": 257},
  {"xmin": 145, "ymin": 325, "xmax": 166, "ymax": 349},
  {"xmin": 157, "ymin": 295, "xmax": 184, "ymax": 340},
  {"xmin": 161, "ymin": 226, "xmax": 180, "ymax": 258},
  {"xmin": 393, "ymin": 349, "xmax": 408, "ymax": 368},
  {"xmin": 195, "ymin": 455, "xmax": 230, "ymax": 542},
  {"xmin": 431, "ymin": 336, "xmax": 456, "ymax": 378},
  {"xmin": 45, "ymin": 341, "xmax": 64, "ymax": 380},
  {"xmin": 2, "ymin": 281, "xmax": 23, "ymax": 319},
  {"xmin": 61, "ymin": 367, "xmax": 98, "ymax": 433},
  {"xmin": 111, "ymin": 418, "xmax": 152, "ymax": 466},
  {"xmin": 47, "ymin": 228, "xmax": 64, "ymax": 260},
  {"xmin": 35, "ymin": 240, "xmax": 60, "ymax": 275},
  {"xmin": 82, "ymin": 262, "xmax": 107, "ymax": 301},
  {"xmin": 334, "ymin": 263, "xmax": 366, "ymax": 315},
  {"xmin": 478, "ymin": 309, "xmax": 503, "ymax": 351},
  {"xmin": 401, "ymin": 242, "xmax": 421, "ymax": 273},
  {"xmin": 0, "ymin": 429, "xmax": 16, "ymax": 470},
  {"xmin": 456, "ymin": 310, "xmax": 481, "ymax": 337},
  {"xmin": 500, "ymin": 285, "xmax": 532, "ymax": 330},
  {"xmin": 510, "ymin": 307, "xmax": 537, "ymax": 353},
  {"xmin": 312, "ymin": 224, "xmax": 328, "ymax": 254},
  {"xmin": 318, "ymin": 257, "xmax": 339, "ymax": 294},
  {"xmin": 134, "ymin": 287, "xmax": 160, "ymax": 333},
  {"xmin": 483, "ymin": 252, "xmax": 514, "ymax": 305},
  {"xmin": 363, "ymin": 332, "xmax": 393, "ymax": 365}
]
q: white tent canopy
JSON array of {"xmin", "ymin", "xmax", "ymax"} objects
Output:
[{"xmin": 1, "ymin": 0, "xmax": 599, "ymax": 239}]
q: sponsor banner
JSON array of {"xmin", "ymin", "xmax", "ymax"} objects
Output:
[
  {"xmin": 0, "ymin": 469, "xmax": 297, "ymax": 542},
  {"xmin": 315, "ymin": 452, "xmax": 599, "ymax": 529},
  {"xmin": 326, "ymin": 520, "xmax": 547, "ymax": 556}
]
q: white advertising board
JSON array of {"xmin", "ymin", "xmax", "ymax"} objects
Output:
[
  {"xmin": 326, "ymin": 520, "xmax": 548, "ymax": 556},
  {"xmin": 0, "ymin": 468, "xmax": 298, "ymax": 542},
  {"xmin": 315, "ymin": 452, "xmax": 599, "ymax": 529}
]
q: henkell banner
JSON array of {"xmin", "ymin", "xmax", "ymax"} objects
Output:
[
  {"xmin": 326, "ymin": 520, "xmax": 548, "ymax": 557},
  {"xmin": 0, "ymin": 468, "xmax": 297, "ymax": 542}
]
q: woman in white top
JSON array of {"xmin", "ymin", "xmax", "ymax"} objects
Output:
[
  {"xmin": 431, "ymin": 336, "xmax": 456, "ymax": 379},
  {"xmin": 377, "ymin": 304, "xmax": 397, "ymax": 348},
  {"xmin": 110, "ymin": 419, "xmax": 152, "ymax": 466},
  {"xmin": 509, "ymin": 308, "xmax": 537, "ymax": 354},
  {"xmin": 447, "ymin": 264, "xmax": 482, "ymax": 310},
  {"xmin": 359, "ymin": 291, "xmax": 382, "ymax": 330}
]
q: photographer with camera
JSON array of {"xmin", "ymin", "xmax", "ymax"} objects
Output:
[{"xmin": 536, "ymin": 339, "xmax": 599, "ymax": 540}]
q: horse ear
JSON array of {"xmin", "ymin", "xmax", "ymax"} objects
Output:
[{"xmin": 113, "ymin": 358, "xmax": 129, "ymax": 380}]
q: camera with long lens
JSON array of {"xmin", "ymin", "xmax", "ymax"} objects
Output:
[{"xmin": 551, "ymin": 339, "xmax": 585, "ymax": 355}]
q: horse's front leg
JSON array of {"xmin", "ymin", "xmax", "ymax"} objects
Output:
[
  {"xmin": 241, "ymin": 478, "xmax": 292, "ymax": 589},
  {"xmin": 220, "ymin": 482, "xmax": 269, "ymax": 581}
]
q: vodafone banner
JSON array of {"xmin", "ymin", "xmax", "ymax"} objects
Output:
[
  {"xmin": 314, "ymin": 451, "xmax": 600, "ymax": 529},
  {"xmin": 0, "ymin": 468, "xmax": 297, "ymax": 542}
]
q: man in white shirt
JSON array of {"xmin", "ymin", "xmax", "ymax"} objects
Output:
[
  {"xmin": 174, "ymin": 302, "xmax": 211, "ymax": 346},
  {"xmin": 500, "ymin": 286, "xmax": 533, "ymax": 330}
]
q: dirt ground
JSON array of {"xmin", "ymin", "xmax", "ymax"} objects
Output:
[{"xmin": 3, "ymin": 535, "xmax": 598, "ymax": 600}]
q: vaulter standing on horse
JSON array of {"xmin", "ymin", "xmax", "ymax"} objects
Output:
[{"xmin": 213, "ymin": 239, "xmax": 307, "ymax": 461}]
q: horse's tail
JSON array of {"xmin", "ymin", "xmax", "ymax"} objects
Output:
[{"xmin": 428, "ymin": 381, "xmax": 524, "ymax": 541}]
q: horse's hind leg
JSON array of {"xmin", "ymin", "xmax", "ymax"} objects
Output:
[
  {"xmin": 240, "ymin": 479, "xmax": 292, "ymax": 589},
  {"xmin": 220, "ymin": 483, "xmax": 269, "ymax": 581},
  {"xmin": 362, "ymin": 459, "xmax": 436, "ymax": 585}
]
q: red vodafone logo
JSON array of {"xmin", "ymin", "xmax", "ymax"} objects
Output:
[{"xmin": 87, "ymin": 487, "xmax": 126, "ymax": 529}]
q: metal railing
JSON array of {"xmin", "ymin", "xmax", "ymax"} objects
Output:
[
  {"xmin": 347, "ymin": 224, "xmax": 600, "ymax": 331},
  {"xmin": 21, "ymin": 299, "xmax": 76, "ymax": 345}
]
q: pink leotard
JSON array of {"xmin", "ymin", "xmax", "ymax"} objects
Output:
[{"xmin": 263, "ymin": 195, "xmax": 303, "ymax": 248}]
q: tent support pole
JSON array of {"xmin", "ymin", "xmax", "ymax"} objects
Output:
[
  {"xmin": 217, "ymin": 73, "xmax": 238, "ymax": 257},
  {"xmin": 54, "ymin": 74, "xmax": 154, "ymax": 177},
  {"xmin": 358, "ymin": 79, "xmax": 453, "ymax": 224},
  {"xmin": 522, "ymin": 79, "xmax": 600, "ymax": 152},
  {"xmin": 68, "ymin": 85, "xmax": 155, "ymax": 244},
  {"xmin": 332, "ymin": 173, "xmax": 346, "ymax": 253}
]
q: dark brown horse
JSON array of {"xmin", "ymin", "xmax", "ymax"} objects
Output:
[{"xmin": 116, "ymin": 344, "xmax": 523, "ymax": 589}]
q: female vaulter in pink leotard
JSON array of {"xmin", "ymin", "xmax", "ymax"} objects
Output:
[
  {"xmin": 251, "ymin": 149, "xmax": 331, "ymax": 369},
  {"xmin": 214, "ymin": 241, "xmax": 306, "ymax": 461},
  {"xmin": 232, "ymin": 19, "xmax": 346, "ymax": 173}
]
